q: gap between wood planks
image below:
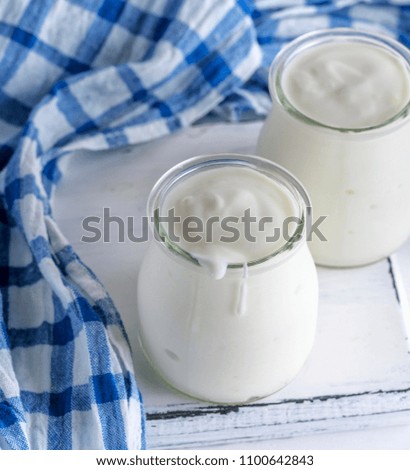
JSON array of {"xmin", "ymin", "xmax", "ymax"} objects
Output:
[{"xmin": 388, "ymin": 255, "xmax": 410, "ymax": 353}]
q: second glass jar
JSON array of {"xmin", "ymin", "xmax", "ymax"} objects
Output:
[{"xmin": 257, "ymin": 28, "xmax": 410, "ymax": 267}]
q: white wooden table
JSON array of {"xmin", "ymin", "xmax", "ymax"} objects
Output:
[{"xmin": 53, "ymin": 122, "xmax": 410, "ymax": 449}]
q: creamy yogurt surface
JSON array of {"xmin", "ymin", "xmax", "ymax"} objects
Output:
[
  {"xmin": 281, "ymin": 42, "xmax": 410, "ymax": 129},
  {"xmin": 160, "ymin": 166, "xmax": 299, "ymax": 279}
]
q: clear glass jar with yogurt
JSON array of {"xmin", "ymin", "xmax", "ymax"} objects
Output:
[
  {"xmin": 137, "ymin": 154, "xmax": 318, "ymax": 404},
  {"xmin": 257, "ymin": 28, "xmax": 410, "ymax": 267}
]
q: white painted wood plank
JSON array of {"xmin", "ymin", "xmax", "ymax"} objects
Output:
[
  {"xmin": 148, "ymin": 397, "xmax": 410, "ymax": 449},
  {"xmin": 52, "ymin": 122, "xmax": 410, "ymax": 448}
]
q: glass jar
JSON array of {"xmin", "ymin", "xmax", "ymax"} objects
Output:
[
  {"xmin": 137, "ymin": 154, "xmax": 318, "ymax": 404},
  {"xmin": 257, "ymin": 28, "xmax": 410, "ymax": 267}
]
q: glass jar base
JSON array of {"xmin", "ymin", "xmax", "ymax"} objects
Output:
[
  {"xmin": 312, "ymin": 252, "xmax": 396, "ymax": 269},
  {"xmin": 138, "ymin": 331, "xmax": 312, "ymax": 406}
]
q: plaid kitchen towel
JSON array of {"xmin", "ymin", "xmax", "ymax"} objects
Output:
[{"xmin": 0, "ymin": 0, "xmax": 409, "ymax": 450}]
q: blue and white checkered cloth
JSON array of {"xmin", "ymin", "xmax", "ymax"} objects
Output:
[{"xmin": 0, "ymin": 0, "xmax": 409, "ymax": 450}]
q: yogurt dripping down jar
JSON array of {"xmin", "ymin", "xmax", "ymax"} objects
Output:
[
  {"xmin": 137, "ymin": 154, "xmax": 318, "ymax": 404},
  {"xmin": 257, "ymin": 28, "xmax": 410, "ymax": 267}
]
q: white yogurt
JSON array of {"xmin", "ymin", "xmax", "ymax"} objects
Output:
[
  {"xmin": 137, "ymin": 155, "xmax": 318, "ymax": 404},
  {"xmin": 281, "ymin": 42, "xmax": 410, "ymax": 129},
  {"xmin": 257, "ymin": 29, "xmax": 410, "ymax": 267},
  {"xmin": 160, "ymin": 166, "xmax": 299, "ymax": 279}
]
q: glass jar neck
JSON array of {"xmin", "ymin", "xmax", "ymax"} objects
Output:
[{"xmin": 147, "ymin": 154, "xmax": 311, "ymax": 272}]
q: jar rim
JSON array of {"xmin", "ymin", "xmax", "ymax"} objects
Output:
[
  {"xmin": 147, "ymin": 153, "xmax": 311, "ymax": 271},
  {"xmin": 269, "ymin": 28, "xmax": 410, "ymax": 134}
]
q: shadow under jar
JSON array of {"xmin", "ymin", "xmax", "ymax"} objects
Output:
[
  {"xmin": 257, "ymin": 28, "xmax": 410, "ymax": 267},
  {"xmin": 137, "ymin": 154, "xmax": 318, "ymax": 404}
]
